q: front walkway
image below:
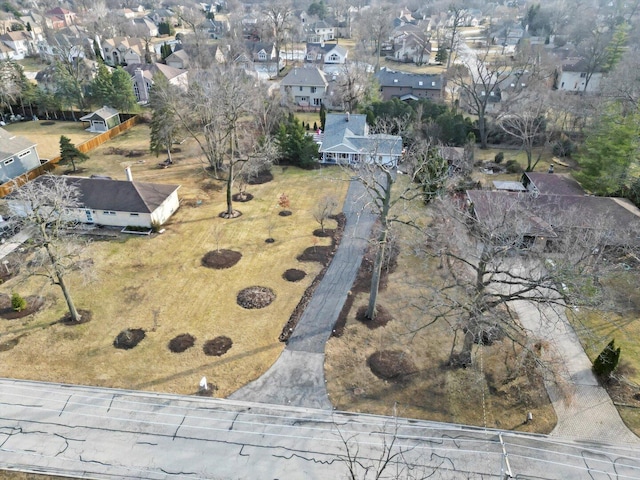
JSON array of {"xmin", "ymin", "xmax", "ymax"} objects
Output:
[
  {"xmin": 507, "ymin": 261, "xmax": 640, "ymax": 445},
  {"xmin": 230, "ymin": 180, "xmax": 377, "ymax": 408}
]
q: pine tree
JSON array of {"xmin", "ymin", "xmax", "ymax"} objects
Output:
[
  {"xmin": 319, "ymin": 104, "xmax": 326, "ymax": 131},
  {"xmin": 90, "ymin": 63, "xmax": 114, "ymax": 107},
  {"xmin": 149, "ymin": 73, "xmax": 181, "ymax": 163},
  {"xmin": 110, "ymin": 67, "xmax": 138, "ymax": 112},
  {"xmin": 593, "ymin": 339, "xmax": 621, "ymax": 377},
  {"xmin": 59, "ymin": 135, "xmax": 89, "ymax": 172}
]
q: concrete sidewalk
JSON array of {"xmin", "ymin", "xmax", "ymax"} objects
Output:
[{"xmin": 230, "ymin": 179, "xmax": 377, "ymax": 408}]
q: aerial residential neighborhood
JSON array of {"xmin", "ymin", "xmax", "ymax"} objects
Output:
[{"xmin": 1, "ymin": 0, "xmax": 640, "ymax": 477}]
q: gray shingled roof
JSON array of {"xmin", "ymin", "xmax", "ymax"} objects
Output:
[
  {"xmin": 319, "ymin": 113, "xmax": 402, "ymax": 157},
  {"xmin": 0, "ymin": 128, "xmax": 37, "ymax": 162},
  {"xmin": 20, "ymin": 176, "xmax": 180, "ymax": 213},
  {"xmin": 375, "ymin": 67, "xmax": 443, "ymax": 90},
  {"xmin": 80, "ymin": 106, "xmax": 119, "ymax": 122},
  {"xmin": 281, "ymin": 67, "xmax": 328, "ymax": 87}
]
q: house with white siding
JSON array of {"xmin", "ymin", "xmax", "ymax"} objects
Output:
[
  {"xmin": 7, "ymin": 171, "xmax": 181, "ymax": 228},
  {"xmin": 0, "ymin": 128, "xmax": 42, "ymax": 184}
]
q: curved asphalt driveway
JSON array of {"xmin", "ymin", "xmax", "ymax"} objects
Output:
[{"xmin": 230, "ymin": 179, "xmax": 377, "ymax": 409}]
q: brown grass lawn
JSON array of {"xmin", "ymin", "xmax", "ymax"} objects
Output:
[
  {"xmin": 1, "ymin": 120, "xmax": 97, "ymax": 160},
  {"xmin": 0, "ymin": 123, "xmax": 349, "ymax": 397},
  {"xmin": 0, "ymin": 472, "xmax": 66, "ymax": 480},
  {"xmin": 325, "ymin": 182, "xmax": 557, "ymax": 434}
]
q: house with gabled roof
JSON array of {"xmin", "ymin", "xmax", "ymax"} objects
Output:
[
  {"xmin": 553, "ymin": 53, "xmax": 603, "ymax": 93},
  {"xmin": 305, "ymin": 42, "xmax": 348, "ymax": 64},
  {"xmin": 123, "ymin": 63, "xmax": 188, "ymax": 104},
  {"xmin": 102, "ymin": 37, "xmax": 152, "ymax": 66},
  {"xmin": 0, "ymin": 31, "xmax": 38, "ymax": 59},
  {"xmin": 318, "ymin": 113, "xmax": 403, "ymax": 166},
  {"xmin": 0, "ymin": 128, "xmax": 42, "ymax": 184},
  {"xmin": 7, "ymin": 173, "xmax": 181, "ymax": 228},
  {"xmin": 45, "ymin": 7, "xmax": 76, "ymax": 29},
  {"xmin": 467, "ymin": 172, "xmax": 640, "ymax": 251},
  {"xmin": 375, "ymin": 67, "xmax": 444, "ymax": 101},
  {"xmin": 306, "ymin": 21, "xmax": 336, "ymax": 43},
  {"xmin": 280, "ymin": 67, "xmax": 329, "ymax": 109}
]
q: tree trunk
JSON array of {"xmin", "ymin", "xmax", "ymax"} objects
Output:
[
  {"xmin": 366, "ymin": 227, "xmax": 387, "ymax": 320},
  {"xmin": 365, "ymin": 170, "xmax": 393, "ymax": 320},
  {"xmin": 478, "ymin": 112, "xmax": 488, "ymax": 149},
  {"xmin": 45, "ymin": 242, "xmax": 81, "ymax": 322},
  {"xmin": 226, "ymin": 161, "xmax": 234, "ymax": 217}
]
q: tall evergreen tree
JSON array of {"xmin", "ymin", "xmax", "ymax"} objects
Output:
[
  {"xmin": 110, "ymin": 67, "xmax": 138, "ymax": 112},
  {"xmin": 593, "ymin": 339, "xmax": 621, "ymax": 377},
  {"xmin": 275, "ymin": 117, "xmax": 319, "ymax": 169},
  {"xmin": 90, "ymin": 63, "xmax": 115, "ymax": 107}
]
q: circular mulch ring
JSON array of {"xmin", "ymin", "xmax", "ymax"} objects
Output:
[
  {"xmin": 367, "ymin": 350, "xmax": 417, "ymax": 382},
  {"xmin": 203, "ymin": 336, "xmax": 233, "ymax": 356},
  {"xmin": 113, "ymin": 328, "xmax": 146, "ymax": 350},
  {"xmin": 265, "ymin": 238, "xmax": 275, "ymax": 243},
  {"xmin": 232, "ymin": 193, "xmax": 254, "ymax": 202},
  {"xmin": 59, "ymin": 309, "xmax": 92, "ymax": 325},
  {"xmin": 355, "ymin": 304, "xmax": 393, "ymax": 329},
  {"xmin": 169, "ymin": 333, "xmax": 195, "ymax": 353},
  {"xmin": 237, "ymin": 286, "xmax": 276, "ymax": 309},
  {"xmin": 219, "ymin": 210, "xmax": 242, "ymax": 219},
  {"xmin": 40, "ymin": 121, "xmax": 55, "ymax": 126},
  {"xmin": 0, "ymin": 295, "xmax": 46, "ymax": 320},
  {"xmin": 248, "ymin": 171, "xmax": 273, "ymax": 185},
  {"xmin": 313, "ymin": 228, "xmax": 335, "ymax": 238},
  {"xmin": 283, "ymin": 269, "xmax": 306, "ymax": 282},
  {"xmin": 297, "ymin": 245, "xmax": 333, "ymax": 265},
  {"xmin": 279, "ymin": 210, "xmax": 292, "ymax": 217},
  {"xmin": 201, "ymin": 250, "xmax": 242, "ymax": 269}
]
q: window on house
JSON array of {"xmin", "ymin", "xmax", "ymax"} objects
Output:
[
  {"xmin": 130, "ymin": 213, "xmax": 139, "ymax": 216},
  {"xmin": 317, "ymin": 53, "xmax": 322, "ymax": 60},
  {"xmin": 18, "ymin": 150, "xmax": 30, "ymax": 158},
  {"xmin": 393, "ymin": 79, "xmax": 398, "ymax": 83},
  {"xmin": 4, "ymin": 159, "xmax": 14, "ymax": 165},
  {"xmin": 580, "ymin": 72, "xmax": 587, "ymax": 78},
  {"xmin": 432, "ymin": 81, "xmax": 436, "ymax": 86},
  {"xmin": 103, "ymin": 211, "xmax": 116, "ymax": 215},
  {"xmin": 311, "ymin": 86, "xmax": 316, "ymax": 93},
  {"xmin": 313, "ymin": 98, "xmax": 321, "ymax": 106},
  {"xmin": 418, "ymin": 81, "xmax": 423, "ymax": 86},
  {"xmin": 329, "ymin": 54, "xmax": 338, "ymax": 61},
  {"xmin": 133, "ymin": 83, "xmax": 140, "ymax": 100},
  {"xmin": 299, "ymin": 86, "xmax": 303, "ymax": 91}
]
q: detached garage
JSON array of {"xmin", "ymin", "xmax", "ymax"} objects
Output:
[{"xmin": 80, "ymin": 106, "xmax": 121, "ymax": 133}]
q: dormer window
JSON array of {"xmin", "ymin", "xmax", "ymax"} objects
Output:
[
  {"xmin": 393, "ymin": 79, "xmax": 398, "ymax": 83},
  {"xmin": 431, "ymin": 81, "xmax": 436, "ymax": 86},
  {"xmin": 418, "ymin": 81, "xmax": 423, "ymax": 86}
]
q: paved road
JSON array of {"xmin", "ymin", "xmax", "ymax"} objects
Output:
[
  {"xmin": 2, "ymin": 378, "xmax": 640, "ymax": 479},
  {"xmin": 230, "ymin": 179, "xmax": 377, "ymax": 409}
]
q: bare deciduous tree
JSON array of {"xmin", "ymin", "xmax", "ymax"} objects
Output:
[
  {"xmin": 8, "ymin": 175, "xmax": 91, "ymax": 323},
  {"xmin": 263, "ymin": 0, "xmax": 294, "ymax": 77},
  {"xmin": 419, "ymin": 191, "xmax": 635, "ymax": 367},
  {"xmin": 313, "ymin": 195, "xmax": 338, "ymax": 233}
]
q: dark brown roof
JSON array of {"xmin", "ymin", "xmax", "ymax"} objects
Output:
[
  {"xmin": 21, "ymin": 176, "xmax": 180, "ymax": 213},
  {"xmin": 523, "ymin": 172, "xmax": 585, "ymax": 196}
]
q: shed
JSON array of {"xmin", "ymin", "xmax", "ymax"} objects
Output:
[{"xmin": 79, "ymin": 106, "xmax": 121, "ymax": 133}]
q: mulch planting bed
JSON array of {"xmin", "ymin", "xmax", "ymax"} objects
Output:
[
  {"xmin": 247, "ymin": 171, "xmax": 273, "ymax": 185},
  {"xmin": 0, "ymin": 295, "xmax": 45, "ymax": 320},
  {"xmin": 203, "ymin": 336, "xmax": 233, "ymax": 356},
  {"xmin": 313, "ymin": 229, "xmax": 335, "ymax": 238},
  {"xmin": 367, "ymin": 350, "xmax": 417, "ymax": 382},
  {"xmin": 59, "ymin": 309, "xmax": 92, "ymax": 325},
  {"xmin": 297, "ymin": 246, "xmax": 334, "ymax": 265},
  {"xmin": 283, "ymin": 269, "xmax": 306, "ymax": 282},
  {"xmin": 169, "ymin": 333, "xmax": 195, "ymax": 353},
  {"xmin": 201, "ymin": 250, "xmax": 242, "ymax": 269},
  {"xmin": 113, "ymin": 328, "xmax": 146, "ymax": 350},
  {"xmin": 232, "ymin": 193, "xmax": 254, "ymax": 202},
  {"xmin": 237, "ymin": 286, "xmax": 276, "ymax": 309},
  {"xmin": 355, "ymin": 304, "xmax": 394, "ymax": 329},
  {"xmin": 279, "ymin": 210, "xmax": 292, "ymax": 217}
]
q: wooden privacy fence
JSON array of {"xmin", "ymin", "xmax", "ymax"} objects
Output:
[{"xmin": 0, "ymin": 115, "xmax": 140, "ymax": 198}]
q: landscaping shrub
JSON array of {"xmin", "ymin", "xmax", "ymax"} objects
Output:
[
  {"xmin": 11, "ymin": 293, "xmax": 26, "ymax": 312},
  {"xmin": 494, "ymin": 152, "xmax": 504, "ymax": 164},
  {"xmin": 552, "ymin": 139, "xmax": 575, "ymax": 157},
  {"xmin": 593, "ymin": 339, "xmax": 621, "ymax": 377},
  {"xmin": 505, "ymin": 159, "xmax": 523, "ymax": 174}
]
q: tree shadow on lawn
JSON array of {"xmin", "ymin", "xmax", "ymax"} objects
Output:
[{"xmin": 133, "ymin": 342, "xmax": 282, "ymax": 390}]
